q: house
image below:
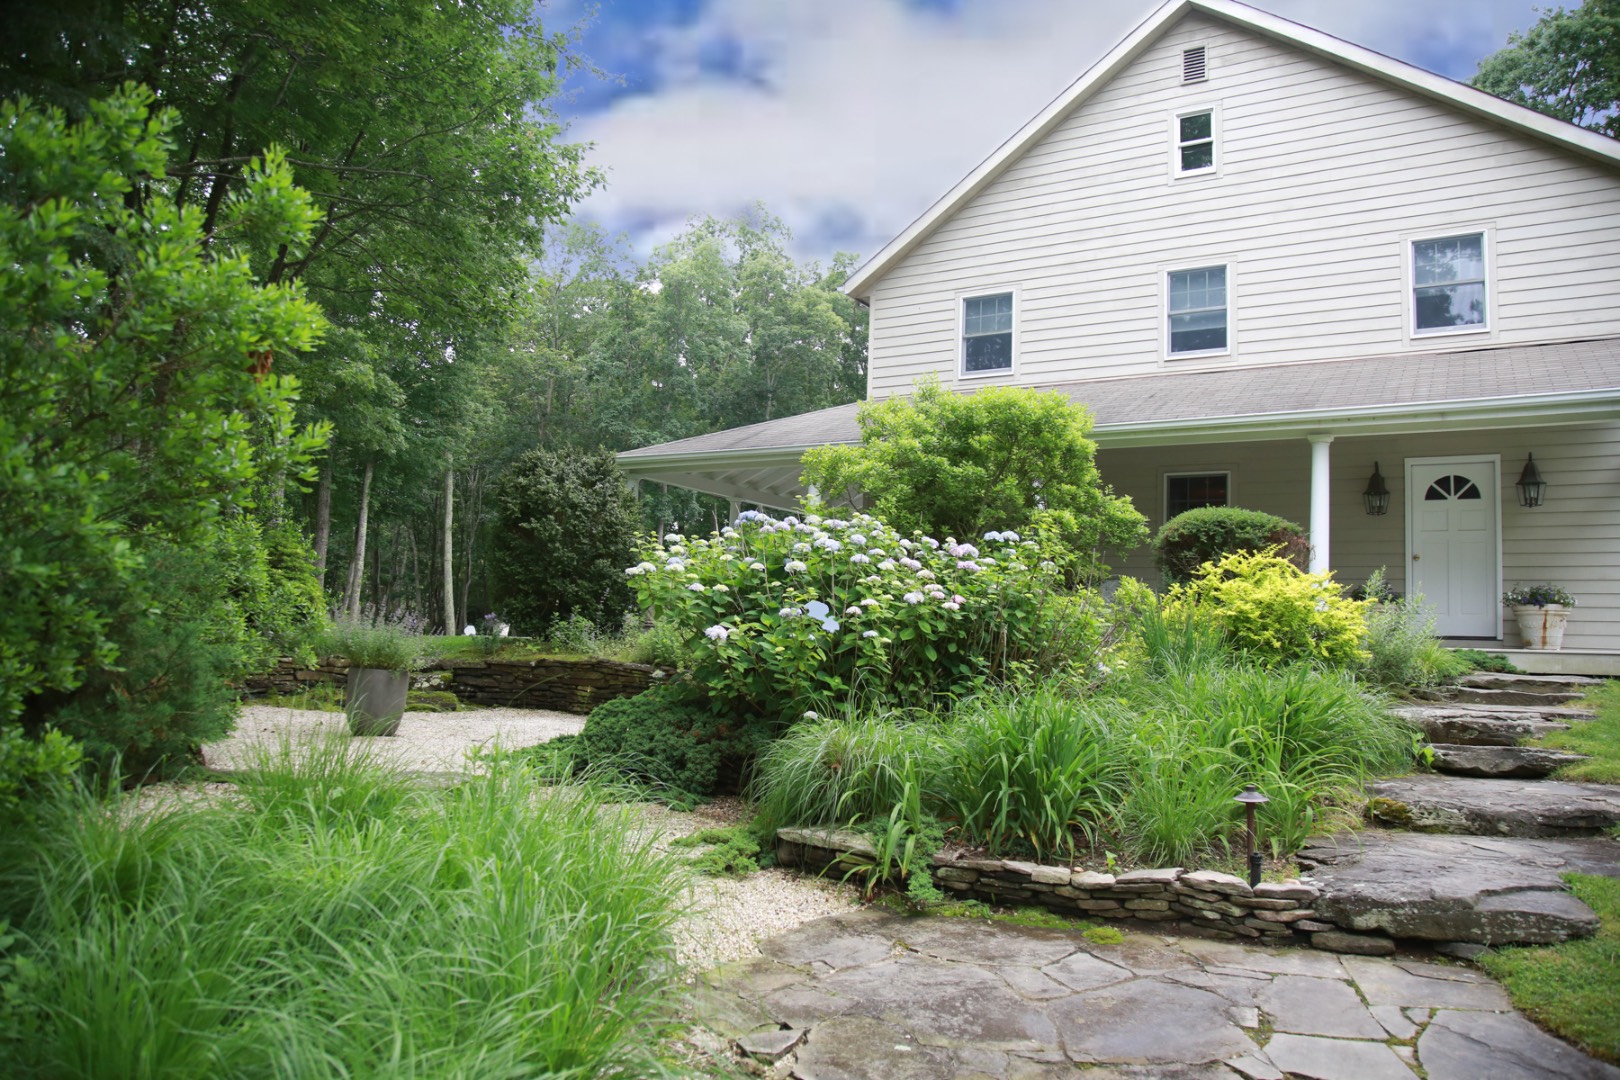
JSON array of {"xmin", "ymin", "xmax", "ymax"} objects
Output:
[{"xmin": 618, "ymin": 0, "xmax": 1620, "ymax": 670}]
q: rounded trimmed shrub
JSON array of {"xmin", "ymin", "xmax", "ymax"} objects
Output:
[
  {"xmin": 573, "ymin": 685, "xmax": 769, "ymax": 796},
  {"xmin": 1152, "ymin": 506, "xmax": 1309, "ymax": 583}
]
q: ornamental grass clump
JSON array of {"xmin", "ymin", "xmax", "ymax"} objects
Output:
[
  {"xmin": 626, "ymin": 509, "xmax": 1101, "ymax": 717},
  {"xmin": 0, "ymin": 740, "xmax": 681, "ymax": 1078},
  {"xmin": 751, "ymin": 612, "xmax": 1414, "ymax": 869}
]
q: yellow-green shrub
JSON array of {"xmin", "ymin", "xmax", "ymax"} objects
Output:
[{"xmin": 1164, "ymin": 550, "xmax": 1369, "ymax": 667}]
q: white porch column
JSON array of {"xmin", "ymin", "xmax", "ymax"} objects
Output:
[
  {"xmin": 1308, "ymin": 434, "xmax": 1334, "ymax": 574},
  {"xmin": 727, "ymin": 499, "xmax": 741, "ymax": 524}
]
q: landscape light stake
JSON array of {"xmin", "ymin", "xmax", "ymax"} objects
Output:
[{"xmin": 1234, "ymin": 784, "xmax": 1270, "ymax": 888}]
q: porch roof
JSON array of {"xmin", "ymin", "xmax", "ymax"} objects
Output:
[{"xmin": 618, "ymin": 336, "xmax": 1620, "ymax": 507}]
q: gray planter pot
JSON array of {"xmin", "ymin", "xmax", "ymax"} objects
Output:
[{"xmin": 346, "ymin": 667, "xmax": 409, "ymax": 736}]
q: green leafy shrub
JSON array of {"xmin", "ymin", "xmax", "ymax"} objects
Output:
[
  {"xmin": 1452, "ymin": 648, "xmax": 1519, "ymax": 674},
  {"xmin": 1164, "ymin": 550, "xmax": 1370, "ymax": 667},
  {"xmin": 628, "ymin": 509, "xmax": 1101, "ymax": 717},
  {"xmin": 31, "ymin": 544, "xmax": 247, "ymax": 777},
  {"xmin": 573, "ymin": 685, "xmax": 769, "ymax": 797},
  {"xmin": 490, "ymin": 449, "xmax": 640, "ymax": 633},
  {"xmin": 214, "ymin": 513, "xmax": 328, "ymax": 672},
  {"xmin": 616, "ymin": 617, "xmax": 695, "ymax": 669},
  {"xmin": 1152, "ymin": 506, "xmax": 1309, "ymax": 584},
  {"xmin": 1359, "ymin": 569, "xmax": 1472, "ymax": 689},
  {"xmin": 799, "ymin": 378, "xmax": 1147, "ymax": 582},
  {"xmin": 0, "ymin": 87, "xmax": 327, "ymax": 729},
  {"xmin": 0, "ymin": 728, "xmax": 81, "ymax": 825}
]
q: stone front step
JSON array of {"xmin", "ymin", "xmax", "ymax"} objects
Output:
[
  {"xmin": 1440, "ymin": 685, "xmax": 1589, "ymax": 708},
  {"xmin": 1298, "ymin": 831, "xmax": 1618, "ymax": 943},
  {"xmin": 1368, "ymin": 776, "xmax": 1620, "ymax": 838},
  {"xmin": 1395, "ymin": 706, "xmax": 1574, "ymax": 747},
  {"xmin": 1428, "ymin": 744, "xmax": 1590, "ymax": 779},
  {"xmin": 1457, "ymin": 671, "xmax": 1604, "ymax": 694}
]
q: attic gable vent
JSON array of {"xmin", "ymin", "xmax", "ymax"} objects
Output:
[{"xmin": 1182, "ymin": 46, "xmax": 1207, "ymax": 83}]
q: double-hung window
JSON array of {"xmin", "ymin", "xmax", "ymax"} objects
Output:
[
  {"xmin": 1412, "ymin": 233, "xmax": 1487, "ymax": 334},
  {"xmin": 1176, "ymin": 110, "xmax": 1216, "ymax": 174},
  {"xmin": 1167, "ymin": 265, "xmax": 1228, "ymax": 356},
  {"xmin": 1165, "ymin": 473, "xmax": 1229, "ymax": 519},
  {"xmin": 961, "ymin": 291, "xmax": 1014, "ymax": 375}
]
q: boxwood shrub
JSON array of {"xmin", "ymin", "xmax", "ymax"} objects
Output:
[{"xmin": 1152, "ymin": 506, "xmax": 1309, "ymax": 583}]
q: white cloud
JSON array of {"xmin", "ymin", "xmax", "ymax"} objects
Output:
[{"xmin": 566, "ymin": 0, "xmax": 1541, "ymax": 267}]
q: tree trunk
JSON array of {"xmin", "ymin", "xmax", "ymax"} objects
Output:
[
  {"xmin": 344, "ymin": 460, "xmax": 373, "ymax": 619},
  {"xmin": 443, "ymin": 457, "xmax": 456, "ymax": 635},
  {"xmin": 314, "ymin": 461, "xmax": 333, "ymax": 588}
]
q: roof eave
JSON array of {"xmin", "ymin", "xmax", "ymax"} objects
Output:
[{"xmin": 618, "ymin": 389, "xmax": 1620, "ymax": 475}]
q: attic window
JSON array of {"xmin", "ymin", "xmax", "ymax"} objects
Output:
[{"xmin": 1182, "ymin": 46, "xmax": 1207, "ymax": 83}]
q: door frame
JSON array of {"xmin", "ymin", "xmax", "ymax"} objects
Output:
[{"xmin": 1404, "ymin": 454, "xmax": 1502, "ymax": 640}]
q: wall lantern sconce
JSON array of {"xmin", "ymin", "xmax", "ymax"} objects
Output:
[
  {"xmin": 1516, "ymin": 454, "xmax": 1547, "ymax": 508},
  {"xmin": 1234, "ymin": 784, "xmax": 1270, "ymax": 887},
  {"xmin": 1362, "ymin": 462, "xmax": 1391, "ymax": 517}
]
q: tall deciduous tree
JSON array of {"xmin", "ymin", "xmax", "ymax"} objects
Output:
[{"xmin": 1473, "ymin": 0, "xmax": 1620, "ymax": 138}]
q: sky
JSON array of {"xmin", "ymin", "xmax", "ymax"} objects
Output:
[{"xmin": 542, "ymin": 0, "xmax": 1548, "ymax": 270}]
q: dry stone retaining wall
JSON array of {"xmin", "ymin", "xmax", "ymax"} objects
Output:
[
  {"xmin": 776, "ymin": 827, "xmax": 1378, "ymax": 949},
  {"xmin": 243, "ymin": 657, "xmax": 659, "ymax": 715}
]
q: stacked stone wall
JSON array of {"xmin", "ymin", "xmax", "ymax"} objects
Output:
[
  {"xmin": 777, "ymin": 826, "xmax": 1348, "ymax": 946},
  {"xmin": 243, "ymin": 657, "xmax": 659, "ymax": 715}
]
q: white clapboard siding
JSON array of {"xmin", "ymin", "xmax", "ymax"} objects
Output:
[
  {"xmin": 1097, "ymin": 423, "xmax": 1620, "ymax": 651},
  {"xmin": 867, "ymin": 11, "xmax": 1620, "ymax": 399}
]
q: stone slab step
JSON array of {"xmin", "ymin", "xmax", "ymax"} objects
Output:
[
  {"xmin": 1368, "ymin": 775, "xmax": 1620, "ymax": 837},
  {"xmin": 1457, "ymin": 671, "xmax": 1604, "ymax": 693},
  {"xmin": 1428, "ymin": 744, "xmax": 1590, "ymax": 779},
  {"xmin": 1395, "ymin": 708, "xmax": 1573, "ymax": 747},
  {"xmin": 1298, "ymin": 830, "xmax": 1618, "ymax": 943},
  {"xmin": 1440, "ymin": 686, "xmax": 1589, "ymax": 708}
]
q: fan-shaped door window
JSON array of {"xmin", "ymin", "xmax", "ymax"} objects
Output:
[{"xmin": 1424, "ymin": 474, "xmax": 1482, "ymax": 501}]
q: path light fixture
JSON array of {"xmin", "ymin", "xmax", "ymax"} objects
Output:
[
  {"xmin": 1362, "ymin": 462, "xmax": 1390, "ymax": 516},
  {"xmin": 1516, "ymin": 454, "xmax": 1547, "ymax": 508},
  {"xmin": 1234, "ymin": 784, "xmax": 1270, "ymax": 888}
]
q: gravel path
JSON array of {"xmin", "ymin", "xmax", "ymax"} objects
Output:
[
  {"xmin": 199, "ymin": 704, "xmax": 861, "ymax": 974},
  {"xmin": 210, "ymin": 704, "xmax": 586, "ymax": 772}
]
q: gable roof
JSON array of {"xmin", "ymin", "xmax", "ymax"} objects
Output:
[{"xmin": 842, "ymin": 0, "xmax": 1620, "ymax": 301}]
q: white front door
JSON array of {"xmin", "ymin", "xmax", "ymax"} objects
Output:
[{"xmin": 1406, "ymin": 456, "xmax": 1500, "ymax": 638}]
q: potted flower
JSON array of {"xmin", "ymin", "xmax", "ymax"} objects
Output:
[
  {"xmin": 321, "ymin": 618, "xmax": 426, "ymax": 735},
  {"xmin": 1502, "ymin": 584, "xmax": 1576, "ymax": 651}
]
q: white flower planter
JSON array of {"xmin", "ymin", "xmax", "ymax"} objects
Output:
[{"xmin": 1512, "ymin": 604, "xmax": 1570, "ymax": 651}]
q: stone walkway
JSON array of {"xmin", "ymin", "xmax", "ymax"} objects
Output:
[{"xmin": 692, "ymin": 910, "xmax": 1619, "ymax": 1079}]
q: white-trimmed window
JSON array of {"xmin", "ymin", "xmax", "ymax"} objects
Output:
[
  {"xmin": 960, "ymin": 291, "xmax": 1014, "ymax": 375},
  {"xmin": 1167, "ymin": 265, "xmax": 1228, "ymax": 356},
  {"xmin": 1412, "ymin": 232, "xmax": 1488, "ymax": 334},
  {"xmin": 1165, "ymin": 472, "xmax": 1229, "ymax": 519},
  {"xmin": 1175, "ymin": 108, "xmax": 1216, "ymax": 174}
]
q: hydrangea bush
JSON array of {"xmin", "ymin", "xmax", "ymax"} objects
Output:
[{"xmin": 626, "ymin": 510, "xmax": 1100, "ymax": 716}]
